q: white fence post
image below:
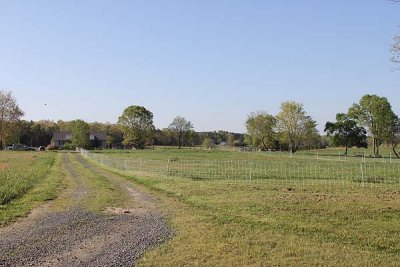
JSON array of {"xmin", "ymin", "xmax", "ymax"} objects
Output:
[
  {"xmin": 166, "ymin": 158, "xmax": 170, "ymax": 178},
  {"xmin": 249, "ymin": 161, "xmax": 252, "ymax": 180},
  {"xmin": 360, "ymin": 163, "xmax": 365, "ymax": 188}
]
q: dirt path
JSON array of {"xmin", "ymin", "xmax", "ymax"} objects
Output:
[{"xmin": 0, "ymin": 153, "xmax": 171, "ymax": 267}]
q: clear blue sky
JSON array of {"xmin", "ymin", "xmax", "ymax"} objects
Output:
[{"xmin": 1, "ymin": 0, "xmax": 399, "ymax": 133}]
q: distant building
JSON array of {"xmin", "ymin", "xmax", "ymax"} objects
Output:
[{"xmin": 53, "ymin": 131, "xmax": 107, "ymax": 149}]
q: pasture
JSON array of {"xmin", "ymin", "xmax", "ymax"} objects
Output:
[
  {"xmin": 81, "ymin": 148, "xmax": 400, "ymax": 266},
  {"xmin": 86, "ymin": 147, "xmax": 400, "ymax": 186}
]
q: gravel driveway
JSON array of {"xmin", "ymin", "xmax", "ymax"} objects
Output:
[{"xmin": 0, "ymin": 154, "xmax": 171, "ymax": 267}]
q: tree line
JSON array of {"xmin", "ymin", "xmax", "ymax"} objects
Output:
[
  {"xmin": 0, "ymin": 91, "xmax": 245, "ymax": 150},
  {"xmin": 245, "ymin": 95, "xmax": 400, "ymax": 158},
  {"xmin": 1, "ymin": 90, "xmax": 399, "ymax": 157}
]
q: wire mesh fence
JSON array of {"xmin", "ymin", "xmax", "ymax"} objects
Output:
[{"xmin": 80, "ymin": 149, "xmax": 400, "ymax": 187}]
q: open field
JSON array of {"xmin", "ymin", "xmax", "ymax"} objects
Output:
[
  {"xmin": 85, "ymin": 148, "xmax": 400, "ymax": 186},
  {"xmin": 1, "ymin": 149, "xmax": 400, "ymax": 265},
  {"xmin": 100, "ymin": 146, "xmax": 400, "ymax": 163},
  {"xmin": 80, "ymin": 148, "xmax": 400, "ymax": 266}
]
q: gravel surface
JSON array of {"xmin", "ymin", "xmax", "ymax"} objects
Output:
[{"xmin": 0, "ymin": 154, "xmax": 172, "ymax": 267}]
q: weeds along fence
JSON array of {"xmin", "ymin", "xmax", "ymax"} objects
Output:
[{"xmin": 80, "ymin": 149, "xmax": 400, "ymax": 186}]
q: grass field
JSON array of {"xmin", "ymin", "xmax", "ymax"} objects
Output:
[
  {"xmin": 0, "ymin": 151, "xmax": 63, "ymax": 225},
  {"xmin": 86, "ymin": 148, "xmax": 400, "ymax": 186},
  {"xmin": 99, "ymin": 145, "xmax": 400, "ymax": 162},
  {"xmin": 83, "ymin": 148, "xmax": 400, "ymax": 266},
  {"xmin": 2, "ymin": 149, "xmax": 400, "ymax": 265}
]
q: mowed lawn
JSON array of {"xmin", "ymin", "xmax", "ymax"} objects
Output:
[{"xmin": 89, "ymin": 149, "xmax": 400, "ymax": 266}]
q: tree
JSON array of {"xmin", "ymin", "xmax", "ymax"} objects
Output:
[
  {"xmin": 168, "ymin": 116, "xmax": 193, "ymax": 149},
  {"xmin": 70, "ymin": 119, "xmax": 90, "ymax": 149},
  {"xmin": 226, "ymin": 132, "xmax": 235, "ymax": 147},
  {"xmin": 348, "ymin": 94, "xmax": 394, "ymax": 156},
  {"xmin": 0, "ymin": 90, "xmax": 24, "ymax": 149},
  {"xmin": 202, "ymin": 137, "xmax": 214, "ymax": 149},
  {"xmin": 104, "ymin": 123, "xmax": 123, "ymax": 148},
  {"xmin": 185, "ymin": 130, "xmax": 198, "ymax": 147},
  {"xmin": 324, "ymin": 113, "xmax": 368, "ymax": 156},
  {"xmin": 276, "ymin": 101, "xmax": 317, "ymax": 153},
  {"xmin": 391, "ymin": 35, "xmax": 400, "ymax": 64},
  {"xmin": 385, "ymin": 114, "xmax": 400, "ymax": 158},
  {"xmin": 118, "ymin": 106, "xmax": 155, "ymax": 149},
  {"xmin": 303, "ymin": 126, "xmax": 321, "ymax": 150},
  {"xmin": 245, "ymin": 111, "xmax": 277, "ymax": 150},
  {"xmin": 390, "ymin": 0, "xmax": 400, "ymax": 64}
]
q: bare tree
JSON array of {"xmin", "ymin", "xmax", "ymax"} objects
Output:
[
  {"xmin": 391, "ymin": 35, "xmax": 400, "ymax": 63},
  {"xmin": 390, "ymin": 0, "xmax": 400, "ymax": 63},
  {"xmin": 0, "ymin": 90, "xmax": 24, "ymax": 149}
]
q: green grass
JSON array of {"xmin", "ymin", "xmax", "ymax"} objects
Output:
[
  {"xmin": 82, "ymin": 149, "xmax": 400, "ymax": 266},
  {"xmin": 0, "ymin": 152, "xmax": 57, "ymax": 205},
  {"xmin": 0, "ymin": 152, "xmax": 64, "ymax": 226},
  {"xmin": 98, "ymin": 146, "xmax": 400, "ymax": 163},
  {"xmin": 87, "ymin": 148, "xmax": 400, "ymax": 185},
  {"xmin": 58, "ymin": 153, "xmax": 132, "ymax": 212},
  {"xmin": 127, "ymin": 172, "xmax": 400, "ymax": 266}
]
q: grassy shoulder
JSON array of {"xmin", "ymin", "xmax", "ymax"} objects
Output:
[
  {"xmin": 85, "ymin": 157, "xmax": 400, "ymax": 266},
  {"xmin": 0, "ymin": 152, "xmax": 64, "ymax": 226}
]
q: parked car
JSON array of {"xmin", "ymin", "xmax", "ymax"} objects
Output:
[{"xmin": 6, "ymin": 144, "xmax": 30, "ymax": 151}]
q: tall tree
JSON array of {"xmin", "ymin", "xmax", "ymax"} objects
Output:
[
  {"xmin": 118, "ymin": 106, "xmax": 155, "ymax": 149},
  {"xmin": 324, "ymin": 113, "xmax": 368, "ymax": 156},
  {"xmin": 385, "ymin": 113, "xmax": 400, "ymax": 158},
  {"xmin": 348, "ymin": 94, "xmax": 394, "ymax": 156},
  {"xmin": 245, "ymin": 111, "xmax": 276, "ymax": 150},
  {"xmin": 0, "ymin": 90, "xmax": 24, "ymax": 149},
  {"xmin": 276, "ymin": 101, "xmax": 317, "ymax": 153},
  {"xmin": 71, "ymin": 119, "xmax": 90, "ymax": 149},
  {"xmin": 168, "ymin": 116, "xmax": 193, "ymax": 149}
]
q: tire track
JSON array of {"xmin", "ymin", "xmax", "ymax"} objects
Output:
[{"xmin": 0, "ymin": 153, "xmax": 171, "ymax": 267}]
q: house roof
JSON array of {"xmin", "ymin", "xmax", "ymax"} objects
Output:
[
  {"xmin": 90, "ymin": 132, "xmax": 107, "ymax": 141},
  {"xmin": 53, "ymin": 131, "xmax": 72, "ymax": 141},
  {"xmin": 53, "ymin": 131, "xmax": 107, "ymax": 141}
]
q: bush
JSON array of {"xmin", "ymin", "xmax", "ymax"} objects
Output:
[{"xmin": 61, "ymin": 143, "xmax": 76, "ymax": 150}]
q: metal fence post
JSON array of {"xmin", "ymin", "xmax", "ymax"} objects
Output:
[
  {"xmin": 249, "ymin": 161, "xmax": 252, "ymax": 180},
  {"xmin": 360, "ymin": 163, "xmax": 365, "ymax": 188},
  {"xmin": 166, "ymin": 158, "xmax": 170, "ymax": 178}
]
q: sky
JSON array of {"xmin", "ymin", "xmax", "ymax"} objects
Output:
[{"xmin": 0, "ymin": 0, "xmax": 399, "ymax": 133}]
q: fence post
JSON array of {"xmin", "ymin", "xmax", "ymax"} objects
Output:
[
  {"xmin": 124, "ymin": 160, "xmax": 127, "ymax": 172},
  {"xmin": 360, "ymin": 163, "xmax": 365, "ymax": 188},
  {"xmin": 249, "ymin": 161, "xmax": 253, "ymax": 180},
  {"xmin": 166, "ymin": 158, "xmax": 170, "ymax": 178}
]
